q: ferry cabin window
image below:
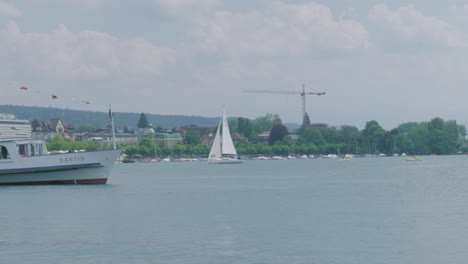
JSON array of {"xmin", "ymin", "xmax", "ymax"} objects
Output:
[
  {"xmin": 32, "ymin": 143, "xmax": 43, "ymax": 156},
  {"xmin": 17, "ymin": 144, "xmax": 28, "ymax": 157},
  {"xmin": 0, "ymin": 146, "xmax": 9, "ymax": 159},
  {"xmin": 29, "ymin": 143, "xmax": 43, "ymax": 156}
]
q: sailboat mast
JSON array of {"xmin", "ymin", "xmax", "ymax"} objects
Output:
[{"xmin": 109, "ymin": 105, "xmax": 116, "ymax": 150}]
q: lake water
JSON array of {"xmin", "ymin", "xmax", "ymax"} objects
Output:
[{"xmin": 2, "ymin": 156, "xmax": 468, "ymax": 263}]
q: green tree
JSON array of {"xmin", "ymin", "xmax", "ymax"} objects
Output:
[
  {"xmin": 377, "ymin": 131, "xmax": 393, "ymax": 154},
  {"xmin": 428, "ymin": 129, "xmax": 451, "ymax": 155},
  {"xmin": 228, "ymin": 118, "xmax": 238, "ymax": 134},
  {"xmin": 443, "ymin": 120, "xmax": 463, "ymax": 152},
  {"xmin": 237, "ymin": 117, "xmax": 255, "ymax": 141},
  {"xmin": 268, "ymin": 124, "xmax": 289, "ymax": 145},
  {"xmin": 424, "ymin": 118, "xmax": 463, "ymax": 154},
  {"xmin": 428, "ymin": 117, "xmax": 444, "ymax": 131},
  {"xmin": 298, "ymin": 127, "xmax": 325, "ymax": 146},
  {"xmin": 339, "ymin": 125, "xmax": 359, "ymax": 154},
  {"xmin": 361, "ymin": 120, "xmax": 385, "ymax": 154},
  {"xmin": 137, "ymin": 112, "xmax": 150, "ymax": 128},
  {"xmin": 172, "ymin": 144, "xmax": 185, "ymax": 157},
  {"xmin": 46, "ymin": 135, "xmax": 71, "ymax": 151},
  {"xmin": 46, "ymin": 135, "xmax": 101, "ymax": 151},
  {"xmin": 184, "ymin": 130, "xmax": 201, "ymax": 145},
  {"xmin": 139, "ymin": 138, "xmax": 156, "ymax": 157},
  {"xmin": 248, "ymin": 133, "xmax": 259, "ymax": 144},
  {"xmin": 124, "ymin": 144, "xmax": 139, "ymax": 157},
  {"xmin": 408, "ymin": 124, "xmax": 430, "ymax": 155},
  {"xmin": 272, "ymin": 144, "xmax": 288, "ymax": 156},
  {"xmin": 80, "ymin": 141, "xmax": 101, "ymax": 151},
  {"xmin": 253, "ymin": 114, "xmax": 282, "ymax": 133},
  {"xmin": 395, "ymin": 134, "xmax": 414, "ymax": 154},
  {"xmin": 156, "ymin": 141, "xmax": 171, "ymax": 157},
  {"xmin": 396, "ymin": 122, "xmax": 419, "ymax": 134},
  {"xmin": 320, "ymin": 126, "xmax": 340, "ymax": 145},
  {"xmin": 303, "ymin": 112, "xmax": 311, "ymax": 127}
]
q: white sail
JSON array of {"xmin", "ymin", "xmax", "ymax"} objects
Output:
[
  {"xmin": 208, "ymin": 108, "xmax": 242, "ymax": 164},
  {"xmin": 221, "ymin": 109, "xmax": 237, "ymax": 155},
  {"xmin": 208, "ymin": 119, "xmax": 222, "ymax": 160}
]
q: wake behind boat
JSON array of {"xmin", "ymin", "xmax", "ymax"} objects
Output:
[
  {"xmin": 0, "ymin": 116, "xmax": 120, "ymax": 185},
  {"xmin": 208, "ymin": 109, "xmax": 242, "ymax": 164}
]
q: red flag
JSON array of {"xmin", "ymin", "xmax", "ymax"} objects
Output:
[{"xmin": 20, "ymin": 86, "xmax": 28, "ymax": 90}]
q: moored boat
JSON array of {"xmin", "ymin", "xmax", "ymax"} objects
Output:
[
  {"xmin": 122, "ymin": 158, "xmax": 136, "ymax": 163},
  {"xmin": 406, "ymin": 156, "xmax": 422, "ymax": 162}
]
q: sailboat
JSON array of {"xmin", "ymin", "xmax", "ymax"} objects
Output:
[{"xmin": 208, "ymin": 109, "xmax": 243, "ymax": 164}]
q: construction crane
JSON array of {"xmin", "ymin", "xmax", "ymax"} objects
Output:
[{"xmin": 244, "ymin": 84, "xmax": 326, "ymax": 125}]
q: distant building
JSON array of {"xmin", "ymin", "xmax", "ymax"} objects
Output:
[
  {"xmin": 179, "ymin": 125, "xmax": 246, "ymax": 145},
  {"xmin": 75, "ymin": 131, "xmax": 138, "ymax": 147},
  {"xmin": 137, "ymin": 127, "xmax": 156, "ymax": 141},
  {"xmin": 135, "ymin": 126, "xmax": 183, "ymax": 147},
  {"xmin": 231, "ymin": 132, "xmax": 246, "ymax": 143},
  {"xmin": 309, "ymin": 123, "xmax": 329, "ymax": 129},
  {"xmin": 155, "ymin": 132, "xmax": 183, "ymax": 147},
  {"xmin": 179, "ymin": 125, "xmax": 214, "ymax": 144},
  {"xmin": 31, "ymin": 119, "xmax": 69, "ymax": 140},
  {"xmin": 258, "ymin": 132, "xmax": 270, "ymax": 145},
  {"xmin": 289, "ymin": 134, "xmax": 299, "ymax": 142}
]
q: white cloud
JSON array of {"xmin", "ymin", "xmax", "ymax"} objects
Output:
[
  {"xmin": 154, "ymin": 0, "xmax": 219, "ymax": 14},
  {"xmin": 369, "ymin": 4, "xmax": 466, "ymax": 48},
  {"xmin": 448, "ymin": 5, "xmax": 468, "ymax": 30},
  {"xmin": 0, "ymin": 1, "xmax": 22, "ymax": 17},
  {"xmin": 191, "ymin": 1, "xmax": 371, "ymax": 57},
  {"xmin": 0, "ymin": 21, "xmax": 176, "ymax": 80},
  {"xmin": 30, "ymin": 0, "xmax": 106, "ymax": 9}
]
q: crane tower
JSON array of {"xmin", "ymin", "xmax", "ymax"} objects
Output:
[{"xmin": 244, "ymin": 84, "xmax": 325, "ymax": 125}]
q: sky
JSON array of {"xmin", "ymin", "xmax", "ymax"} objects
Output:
[{"xmin": 1, "ymin": 0, "xmax": 468, "ymax": 129}]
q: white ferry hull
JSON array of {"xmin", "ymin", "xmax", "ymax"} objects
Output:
[{"xmin": 0, "ymin": 149, "xmax": 121, "ymax": 185}]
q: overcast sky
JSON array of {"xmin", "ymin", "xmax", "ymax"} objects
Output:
[{"xmin": 1, "ymin": 0, "xmax": 468, "ymax": 129}]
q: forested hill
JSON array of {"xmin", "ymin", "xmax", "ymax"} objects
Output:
[{"xmin": 0, "ymin": 105, "xmax": 219, "ymax": 130}]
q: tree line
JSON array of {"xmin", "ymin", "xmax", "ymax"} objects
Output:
[
  {"xmin": 122, "ymin": 115, "xmax": 467, "ymax": 158},
  {"xmin": 46, "ymin": 113, "xmax": 467, "ymax": 158}
]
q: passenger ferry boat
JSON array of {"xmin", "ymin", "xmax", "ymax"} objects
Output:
[{"xmin": 0, "ymin": 115, "xmax": 120, "ymax": 185}]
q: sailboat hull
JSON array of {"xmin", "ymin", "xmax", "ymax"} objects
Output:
[{"xmin": 208, "ymin": 158, "xmax": 243, "ymax": 164}]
